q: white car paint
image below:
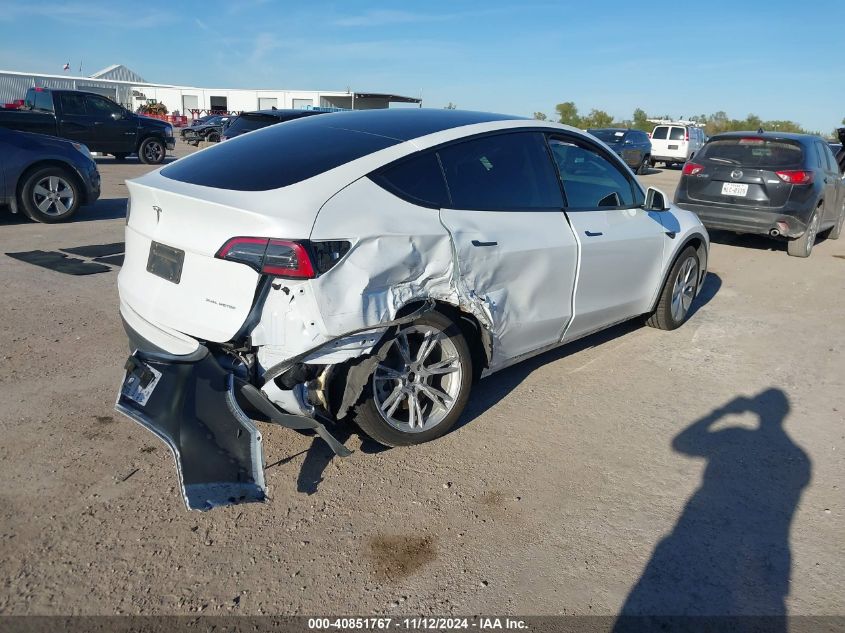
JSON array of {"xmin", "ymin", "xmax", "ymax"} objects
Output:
[
  {"xmin": 119, "ymin": 113, "xmax": 708, "ymax": 419},
  {"xmin": 650, "ymin": 124, "xmax": 706, "ymax": 165}
]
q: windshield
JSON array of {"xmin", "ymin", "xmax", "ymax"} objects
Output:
[
  {"xmin": 589, "ymin": 129, "xmax": 626, "ymax": 144},
  {"xmin": 699, "ymin": 138, "xmax": 804, "ymax": 169}
]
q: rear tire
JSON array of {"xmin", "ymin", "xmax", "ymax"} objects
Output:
[
  {"xmin": 637, "ymin": 154, "xmax": 650, "ymax": 175},
  {"xmin": 353, "ymin": 311, "xmax": 473, "ymax": 447},
  {"xmin": 19, "ymin": 167, "xmax": 82, "ymax": 223},
  {"xmin": 787, "ymin": 209, "xmax": 820, "ymax": 257},
  {"xmin": 646, "ymin": 246, "xmax": 700, "ymax": 330},
  {"xmin": 138, "ymin": 137, "xmax": 166, "ymax": 165}
]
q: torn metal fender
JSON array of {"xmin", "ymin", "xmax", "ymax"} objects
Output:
[{"xmin": 116, "ymin": 350, "xmax": 267, "ymax": 511}]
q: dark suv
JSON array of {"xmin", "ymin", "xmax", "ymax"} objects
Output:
[
  {"xmin": 221, "ymin": 109, "xmax": 329, "ymax": 141},
  {"xmin": 674, "ymin": 132, "xmax": 844, "ymax": 257},
  {"xmin": 587, "ymin": 128, "xmax": 652, "ymax": 174}
]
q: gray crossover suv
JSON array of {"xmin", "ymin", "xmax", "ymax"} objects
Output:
[{"xmin": 674, "ymin": 132, "xmax": 844, "ymax": 257}]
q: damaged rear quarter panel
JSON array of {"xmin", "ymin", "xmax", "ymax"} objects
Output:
[{"xmin": 308, "ymin": 177, "xmax": 459, "ymax": 334}]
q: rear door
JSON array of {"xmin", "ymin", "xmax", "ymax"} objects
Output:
[
  {"xmin": 85, "ymin": 94, "xmax": 136, "ymax": 153},
  {"xmin": 651, "ymin": 126, "xmax": 670, "ymax": 158},
  {"xmin": 669, "ymin": 126, "xmax": 687, "ymax": 161},
  {"xmin": 55, "ymin": 93, "xmax": 95, "ymax": 146},
  {"xmin": 549, "ymin": 135, "xmax": 666, "ymax": 340},
  {"xmin": 437, "ymin": 131, "xmax": 579, "ymax": 365},
  {"xmin": 685, "ymin": 137, "xmax": 803, "ymax": 210}
]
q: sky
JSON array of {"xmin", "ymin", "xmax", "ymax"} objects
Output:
[{"xmin": 0, "ymin": 0, "xmax": 842, "ymax": 133}]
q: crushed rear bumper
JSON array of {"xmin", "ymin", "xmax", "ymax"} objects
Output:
[{"xmin": 116, "ymin": 349, "xmax": 266, "ymax": 511}]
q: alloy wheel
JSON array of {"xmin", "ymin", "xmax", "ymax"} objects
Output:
[
  {"xmin": 372, "ymin": 325, "xmax": 463, "ymax": 433},
  {"xmin": 144, "ymin": 141, "xmax": 164, "ymax": 163},
  {"xmin": 670, "ymin": 256, "xmax": 698, "ymax": 323},
  {"xmin": 805, "ymin": 213, "xmax": 819, "ymax": 255},
  {"xmin": 32, "ymin": 176, "xmax": 74, "ymax": 217}
]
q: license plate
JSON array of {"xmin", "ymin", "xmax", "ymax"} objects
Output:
[
  {"xmin": 146, "ymin": 241, "xmax": 184, "ymax": 284},
  {"xmin": 121, "ymin": 360, "xmax": 162, "ymax": 407},
  {"xmin": 721, "ymin": 182, "xmax": 749, "ymax": 197},
  {"xmin": 668, "ymin": 144, "xmax": 678, "ymax": 150}
]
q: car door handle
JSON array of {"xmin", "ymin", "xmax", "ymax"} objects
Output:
[
  {"xmin": 471, "ymin": 240, "xmax": 498, "ymax": 247},
  {"xmin": 584, "ymin": 231, "xmax": 603, "ymax": 237}
]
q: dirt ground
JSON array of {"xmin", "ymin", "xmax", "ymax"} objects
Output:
[{"xmin": 0, "ymin": 144, "xmax": 842, "ymax": 618}]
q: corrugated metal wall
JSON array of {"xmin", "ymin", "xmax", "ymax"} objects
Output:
[{"xmin": 0, "ymin": 73, "xmax": 133, "ymax": 107}]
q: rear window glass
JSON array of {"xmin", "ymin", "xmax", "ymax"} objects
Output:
[
  {"xmin": 699, "ymin": 138, "xmax": 804, "ymax": 169},
  {"xmin": 669, "ymin": 127, "xmax": 686, "ymax": 141},
  {"xmin": 27, "ymin": 90, "xmax": 54, "ymax": 112},
  {"xmin": 589, "ymin": 129, "xmax": 626, "ymax": 144},
  {"xmin": 161, "ymin": 116, "xmax": 401, "ymax": 191},
  {"xmin": 438, "ymin": 132, "xmax": 563, "ymax": 210},
  {"xmin": 225, "ymin": 113, "xmax": 279, "ymax": 136},
  {"xmin": 371, "ymin": 152, "xmax": 450, "ymax": 208},
  {"xmin": 651, "ymin": 126, "xmax": 668, "ymax": 140}
]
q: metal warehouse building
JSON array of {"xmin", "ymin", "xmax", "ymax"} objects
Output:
[{"xmin": 0, "ymin": 64, "xmax": 421, "ymax": 116}]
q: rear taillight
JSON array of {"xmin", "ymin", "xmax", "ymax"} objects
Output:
[
  {"xmin": 684, "ymin": 131, "xmax": 689, "ymax": 141},
  {"xmin": 682, "ymin": 162, "xmax": 705, "ymax": 176},
  {"xmin": 775, "ymin": 170, "xmax": 814, "ymax": 185},
  {"xmin": 216, "ymin": 237, "xmax": 315, "ymax": 278}
]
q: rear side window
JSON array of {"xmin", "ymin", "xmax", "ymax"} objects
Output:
[
  {"xmin": 60, "ymin": 93, "xmax": 87, "ymax": 116},
  {"xmin": 669, "ymin": 127, "xmax": 686, "ymax": 141},
  {"xmin": 437, "ymin": 132, "xmax": 563, "ymax": 210},
  {"xmin": 28, "ymin": 90, "xmax": 54, "ymax": 112},
  {"xmin": 371, "ymin": 152, "xmax": 450, "ymax": 208},
  {"xmin": 161, "ymin": 115, "xmax": 401, "ymax": 191},
  {"xmin": 698, "ymin": 138, "xmax": 804, "ymax": 169},
  {"xmin": 652, "ymin": 126, "xmax": 668, "ymax": 140}
]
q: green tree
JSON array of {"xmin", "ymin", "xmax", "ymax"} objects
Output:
[
  {"xmin": 582, "ymin": 109, "xmax": 613, "ymax": 129},
  {"xmin": 630, "ymin": 108, "xmax": 651, "ymax": 132},
  {"xmin": 533, "ymin": 112, "xmax": 548, "ymax": 121},
  {"xmin": 555, "ymin": 102, "xmax": 581, "ymax": 127}
]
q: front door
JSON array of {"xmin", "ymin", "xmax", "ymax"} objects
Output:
[
  {"xmin": 437, "ymin": 131, "xmax": 579, "ymax": 367},
  {"xmin": 548, "ymin": 135, "xmax": 667, "ymax": 341},
  {"xmin": 86, "ymin": 94, "xmax": 136, "ymax": 153},
  {"xmin": 55, "ymin": 92, "xmax": 95, "ymax": 146}
]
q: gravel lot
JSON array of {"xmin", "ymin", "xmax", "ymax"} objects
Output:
[{"xmin": 0, "ymin": 143, "xmax": 843, "ymax": 618}]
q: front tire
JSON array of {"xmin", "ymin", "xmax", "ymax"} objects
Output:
[
  {"xmin": 646, "ymin": 246, "xmax": 700, "ymax": 330},
  {"xmin": 19, "ymin": 167, "xmax": 81, "ymax": 223},
  {"xmin": 138, "ymin": 137, "xmax": 166, "ymax": 165},
  {"xmin": 206, "ymin": 131, "xmax": 221, "ymax": 143},
  {"xmin": 353, "ymin": 311, "xmax": 473, "ymax": 447},
  {"xmin": 787, "ymin": 209, "xmax": 820, "ymax": 257}
]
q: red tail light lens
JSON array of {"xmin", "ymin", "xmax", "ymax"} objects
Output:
[
  {"xmin": 685, "ymin": 131, "xmax": 689, "ymax": 141},
  {"xmin": 682, "ymin": 162, "xmax": 705, "ymax": 176},
  {"xmin": 775, "ymin": 170, "xmax": 814, "ymax": 185},
  {"xmin": 216, "ymin": 237, "xmax": 315, "ymax": 278}
]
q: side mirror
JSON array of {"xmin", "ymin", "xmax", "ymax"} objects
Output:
[{"xmin": 644, "ymin": 187, "xmax": 669, "ymax": 212}]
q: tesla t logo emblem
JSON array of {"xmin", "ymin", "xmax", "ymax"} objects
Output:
[
  {"xmin": 731, "ymin": 169, "xmax": 743, "ymax": 180},
  {"xmin": 153, "ymin": 206, "xmax": 162, "ymax": 223}
]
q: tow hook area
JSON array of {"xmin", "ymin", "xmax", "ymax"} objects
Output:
[
  {"xmin": 117, "ymin": 351, "xmax": 267, "ymax": 511},
  {"xmin": 116, "ymin": 349, "xmax": 352, "ymax": 511}
]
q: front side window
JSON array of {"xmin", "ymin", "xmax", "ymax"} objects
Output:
[
  {"xmin": 87, "ymin": 95, "xmax": 123, "ymax": 117},
  {"xmin": 371, "ymin": 152, "xmax": 450, "ymax": 208},
  {"xmin": 437, "ymin": 132, "xmax": 563, "ymax": 210},
  {"xmin": 549, "ymin": 138, "xmax": 637, "ymax": 209},
  {"xmin": 60, "ymin": 93, "xmax": 87, "ymax": 116}
]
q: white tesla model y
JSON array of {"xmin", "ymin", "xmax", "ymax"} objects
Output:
[{"xmin": 116, "ymin": 110, "xmax": 709, "ymax": 509}]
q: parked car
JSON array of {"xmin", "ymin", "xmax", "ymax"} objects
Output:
[
  {"xmin": 834, "ymin": 127, "xmax": 845, "ymax": 173},
  {"xmin": 0, "ymin": 128, "xmax": 100, "ymax": 223},
  {"xmin": 674, "ymin": 132, "xmax": 844, "ymax": 257},
  {"xmin": 181, "ymin": 115, "xmax": 230, "ymax": 145},
  {"xmin": 650, "ymin": 123, "xmax": 706, "ymax": 168},
  {"xmin": 221, "ymin": 108, "xmax": 329, "ymax": 140},
  {"xmin": 588, "ymin": 128, "xmax": 652, "ymax": 174},
  {"xmin": 0, "ymin": 88, "xmax": 175, "ymax": 164},
  {"xmin": 115, "ymin": 109, "xmax": 709, "ymax": 509}
]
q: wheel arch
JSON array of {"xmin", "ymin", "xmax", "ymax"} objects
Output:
[
  {"xmin": 649, "ymin": 232, "xmax": 708, "ymax": 312},
  {"xmin": 396, "ymin": 298, "xmax": 491, "ymax": 382},
  {"xmin": 15, "ymin": 160, "xmax": 88, "ymax": 207}
]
